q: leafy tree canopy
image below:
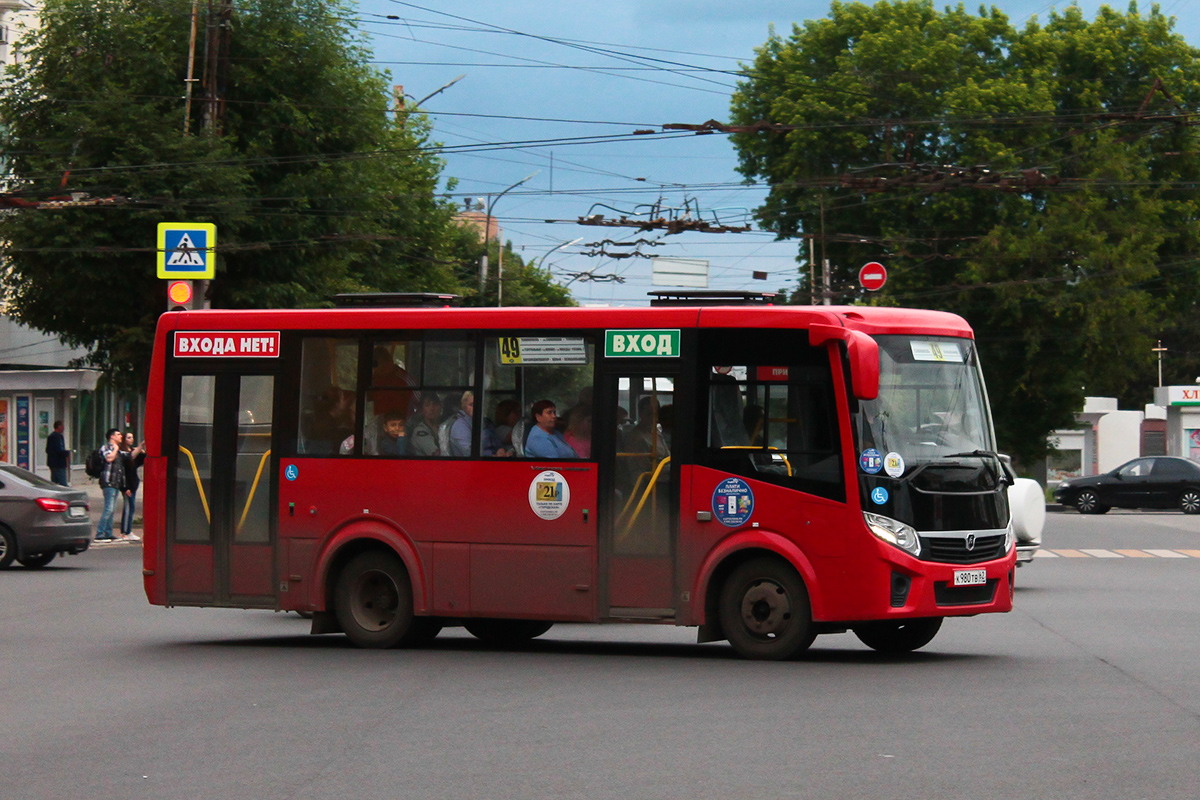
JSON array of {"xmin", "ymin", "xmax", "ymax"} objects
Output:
[
  {"xmin": 0, "ymin": 0, "xmax": 569, "ymax": 390},
  {"xmin": 730, "ymin": 1, "xmax": 1200, "ymax": 464}
]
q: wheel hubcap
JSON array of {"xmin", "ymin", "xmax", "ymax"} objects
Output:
[
  {"xmin": 1184, "ymin": 494, "xmax": 1200, "ymax": 512},
  {"xmin": 351, "ymin": 570, "xmax": 399, "ymax": 630},
  {"xmin": 1079, "ymin": 493, "xmax": 1095, "ymax": 511},
  {"xmin": 739, "ymin": 579, "xmax": 792, "ymax": 639}
]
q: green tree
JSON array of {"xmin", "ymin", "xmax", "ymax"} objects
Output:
[
  {"xmin": 730, "ymin": 1, "xmax": 1200, "ymax": 464},
  {"xmin": 0, "ymin": 0, "xmax": 569, "ymax": 389}
]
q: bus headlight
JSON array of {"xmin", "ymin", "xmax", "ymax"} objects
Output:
[
  {"xmin": 863, "ymin": 512, "xmax": 921, "ymax": 558},
  {"xmin": 1004, "ymin": 523, "xmax": 1015, "ymax": 553}
]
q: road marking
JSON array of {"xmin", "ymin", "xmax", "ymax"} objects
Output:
[
  {"xmin": 1080, "ymin": 549, "xmax": 1122, "ymax": 558},
  {"xmin": 1033, "ymin": 549, "xmax": 1059, "ymax": 558},
  {"xmin": 1114, "ymin": 549, "xmax": 1155, "ymax": 557},
  {"xmin": 1051, "ymin": 549, "xmax": 1091, "ymax": 557},
  {"xmin": 1143, "ymin": 549, "xmax": 1189, "ymax": 558},
  {"xmin": 1177, "ymin": 549, "xmax": 1200, "ymax": 557}
]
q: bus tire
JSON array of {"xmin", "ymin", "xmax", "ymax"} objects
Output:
[
  {"xmin": 334, "ymin": 550, "xmax": 429, "ymax": 649},
  {"xmin": 463, "ymin": 619, "xmax": 553, "ymax": 646},
  {"xmin": 718, "ymin": 556, "xmax": 815, "ymax": 660},
  {"xmin": 853, "ymin": 617, "xmax": 943, "ymax": 653}
]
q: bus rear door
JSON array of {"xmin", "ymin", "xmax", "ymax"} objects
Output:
[{"xmin": 167, "ymin": 371, "xmax": 277, "ymax": 607}]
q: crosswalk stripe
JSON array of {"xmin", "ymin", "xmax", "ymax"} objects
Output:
[
  {"xmin": 1176, "ymin": 549, "xmax": 1200, "ymax": 558},
  {"xmin": 1114, "ymin": 549, "xmax": 1155, "ymax": 557},
  {"xmin": 1033, "ymin": 549, "xmax": 1059, "ymax": 558},
  {"xmin": 1051, "ymin": 549, "xmax": 1091, "ymax": 557},
  {"xmin": 1080, "ymin": 549, "xmax": 1122, "ymax": 558},
  {"xmin": 1144, "ymin": 549, "xmax": 1189, "ymax": 558}
]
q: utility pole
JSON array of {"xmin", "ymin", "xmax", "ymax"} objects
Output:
[
  {"xmin": 183, "ymin": 1, "xmax": 200, "ymax": 134},
  {"xmin": 1153, "ymin": 340, "xmax": 1168, "ymax": 386}
]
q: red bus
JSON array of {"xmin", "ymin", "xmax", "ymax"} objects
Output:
[{"xmin": 142, "ymin": 293, "xmax": 1016, "ymax": 659}]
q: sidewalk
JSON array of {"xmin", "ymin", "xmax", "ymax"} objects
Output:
[{"xmin": 76, "ymin": 479, "xmax": 143, "ymax": 544}]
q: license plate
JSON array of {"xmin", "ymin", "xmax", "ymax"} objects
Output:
[
  {"xmin": 953, "ymin": 569, "xmax": 987, "ymax": 586},
  {"xmin": 68, "ymin": 506, "xmax": 87, "ymax": 519}
]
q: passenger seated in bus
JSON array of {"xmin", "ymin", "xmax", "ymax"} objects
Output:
[
  {"xmin": 450, "ymin": 390, "xmax": 511, "ymax": 457},
  {"xmin": 406, "ymin": 393, "xmax": 442, "ymax": 456},
  {"xmin": 563, "ymin": 405, "xmax": 592, "ymax": 458},
  {"xmin": 305, "ymin": 387, "xmax": 355, "ymax": 455},
  {"xmin": 525, "ymin": 400, "xmax": 579, "ymax": 459},
  {"xmin": 493, "ymin": 399, "xmax": 521, "ymax": 449},
  {"xmin": 365, "ymin": 410, "xmax": 406, "ymax": 456},
  {"xmin": 371, "ymin": 346, "xmax": 416, "ymax": 417}
]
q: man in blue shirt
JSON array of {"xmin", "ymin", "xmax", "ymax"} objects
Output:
[{"xmin": 525, "ymin": 400, "xmax": 579, "ymax": 459}]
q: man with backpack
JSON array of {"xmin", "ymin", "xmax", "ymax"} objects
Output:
[{"xmin": 94, "ymin": 428, "xmax": 127, "ymax": 542}]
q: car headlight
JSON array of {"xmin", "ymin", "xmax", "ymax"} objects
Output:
[
  {"xmin": 863, "ymin": 512, "xmax": 921, "ymax": 557},
  {"xmin": 1004, "ymin": 522, "xmax": 1015, "ymax": 553}
]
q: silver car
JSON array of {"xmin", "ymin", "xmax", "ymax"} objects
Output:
[{"xmin": 0, "ymin": 465, "xmax": 92, "ymax": 569}]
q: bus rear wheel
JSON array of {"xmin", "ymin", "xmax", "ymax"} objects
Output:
[
  {"xmin": 334, "ymin": 551, "xmax": 440, "ymax": 649},
  {"xmin": 463, "ymin": 619, "xmax": 553, "ymax": 646},
  {"xmin": 853, "ymin": 617, "xmax": 943, "ymax": 653},
  {"xmin": 718, "ymin": 557, "xmax": 815, "ymax": 660}
]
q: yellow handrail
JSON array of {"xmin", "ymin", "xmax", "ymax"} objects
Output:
[
  {"xmin": 618, "ymin": 456, "xmax": 671, "ymax": 543},
  {"xmin": 177, "ymin": 445, "xmax": 211, "ymax": 524},
  {"xmin": 237, "ymin": 449, "xmax": 272, "ymax": 533}
]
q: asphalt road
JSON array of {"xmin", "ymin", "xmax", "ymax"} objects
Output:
[{"xmin": 3, "ymin": 511, "xmax": 1199, "ymax": 800}]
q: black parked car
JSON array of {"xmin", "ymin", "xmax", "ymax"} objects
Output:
[
  {"xmin": 1054, "ymin": 456, "xmax": 1200, "ymax": 514},
  {"xmin": 0, "ymin": 465, "xmax": 92, "ymax": 568}
]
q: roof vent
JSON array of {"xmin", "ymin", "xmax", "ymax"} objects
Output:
[
  {"xmin": 648, "ymin": 290, "xmax": 779, "ymax": 307},
  {"xmin": 331, "ymin": 293, "xmax": 460, "ymax": 308}
]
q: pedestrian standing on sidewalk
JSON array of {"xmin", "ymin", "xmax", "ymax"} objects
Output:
[
  {"xmin": 120, "ymin": 432, "xmax": 146, "ymax": 541},
  {"xmin": 95, "ymin": 428, "xmax": 127, "ymax": 542},
  {"xmin": 46, "ymin": 420, "xmax": 70, "ymax": 486}
]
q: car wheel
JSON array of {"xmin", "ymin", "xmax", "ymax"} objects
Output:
[
  {"xmin": 0, "ymin": 526, "xmax": 15, "ymax": 569},
  {"xmin": 718, "ymin": 556, "xmax": 816, "ymax": 660},
  {"xmin": 17, "ymin": 552, "xmax": 56, "ymax": 569},
  {"xmin": 1076, "ymin": 490, "xmax": 1107, "ymax": 514},
  {"xmin": 853, "ymin": 617, "xmax": 943, "ymax": 653},
  {"xmin": 1179, "ymin": 490, "xmax": 1200, "ymax": 514},
  {"xmin": 463, "ymin": 619, "xmax": 553, "ymax": 646},
  {"xmin": 333, "ymin": 550, "xmax": 438, "ymax": 649}
]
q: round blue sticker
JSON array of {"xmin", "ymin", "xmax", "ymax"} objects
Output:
[
  {"xmin": 860, "ymin": 448, "xmax": 883, "ymax": 474},
  {"xmin": 284, "ymin": 464, "xmax": 299, "ymax": 482},
  {"xmin": 712, "ymin": 477, "xmax": 754, "ymax": 527},
  {"xmin": 871, "ymin": 486, "xmax": 889, "ymax": 505}
]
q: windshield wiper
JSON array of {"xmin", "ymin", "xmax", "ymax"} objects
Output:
[{"xmin": 944, "ymin": 450, "xmax": 1013, "ymax": 485}]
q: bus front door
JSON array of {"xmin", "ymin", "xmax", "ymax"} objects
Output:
[
  {"xmin": 167, "ymin": 373, "xmax": 276, "ymax": 607},
  {"xmin": 601, "ymin": 372, "xmax": 678, "ymax": 618}
]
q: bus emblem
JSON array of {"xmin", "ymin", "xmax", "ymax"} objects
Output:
[{"xmin": 965, "ymin": 534, "xmax": 976, "ymax": 551}]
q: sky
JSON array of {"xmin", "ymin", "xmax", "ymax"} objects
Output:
[{"xmin": 353, "ymin": 1, "xmax": 1200, "ymax": 306}]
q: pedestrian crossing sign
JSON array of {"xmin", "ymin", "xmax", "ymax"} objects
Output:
[{"xmin": 157, "ymin": 223, "xmax": 216, "ymax": 279}]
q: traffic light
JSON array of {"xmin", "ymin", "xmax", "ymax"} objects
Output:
[{"xmin": 167, "ymin": 280, "xmax": 193, "ymax": 310}]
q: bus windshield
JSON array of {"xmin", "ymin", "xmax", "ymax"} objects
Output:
[{"xmin": 854, "ymin": 335, "xmax": 994, "ymax": 466}]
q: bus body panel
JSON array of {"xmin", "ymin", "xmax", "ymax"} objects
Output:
[{"xmin": 310, "ymin": 517, "xmax": 431, "ymax": 615}]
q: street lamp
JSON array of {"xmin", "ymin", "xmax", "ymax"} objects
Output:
[
  {"xmin": 479, "ymin": 170, "xmax": 539, "ymax": 302},
  {"xmin": 410, "ymin": 74, "xmax": 466, "ymax": 108},
  {"xmin": 535, "ymin": 237, "xmax": 583, "ymax": 270}
]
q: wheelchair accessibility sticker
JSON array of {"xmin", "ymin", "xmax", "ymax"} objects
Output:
[
  {"xmin": 871, "ymin": 486, "xmax": 889, "ymax": 505},
  {"xmin": 284, "ymin": 464, "xmax": 299, "ymax": 481},
  {"xmin": 712, "ymin": 477, "xmax": 754, "ymax": 527},
  {"xmin": 529, "ymin": 470, "xmax": 571, "ymax": 520}
]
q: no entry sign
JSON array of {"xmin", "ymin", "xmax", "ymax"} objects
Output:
[{"xmin": 859, "ymin": 262, "xmax": 888, "ymax": 291}]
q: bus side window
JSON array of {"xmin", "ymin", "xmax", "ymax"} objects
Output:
[
  {"xmin": 483, "ymin": 337, "xmax": 595, "ymax": 459},
  {"xmin": 297, "ymin": 338, "xmax": 359, "ymax": 456}
]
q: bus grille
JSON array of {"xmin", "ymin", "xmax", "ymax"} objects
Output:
[
  {"xmin": 921, "ymin": 534, "xmax": 1006, "ymax": 564},
  {"xmin": 934, "ymin": 579, "xmax": 998, "ymax": 606}
]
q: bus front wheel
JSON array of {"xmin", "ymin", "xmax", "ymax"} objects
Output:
[
  {"xmin": 853, "ymin": 617, "xmax": 943, "ymax": 653},
  {"xmin": 334, "ymin": 551, "xmax": 440, "ymax": 648},
  {"xmin": 718, "ymin": 557, "xmax": 816, "ymax": 660}
]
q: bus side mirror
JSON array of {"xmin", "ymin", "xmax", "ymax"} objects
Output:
[{"xmin": 809, "ymin": 325, "xmax": 880, "ymax": 401}]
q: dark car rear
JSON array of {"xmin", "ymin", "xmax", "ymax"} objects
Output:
[
  {"xmin": 0, "ymin": 466, "xmax": 91, "ymax": 568},
  {"xmin": 1054, "ymin": 456, "xmax": 1200, "ymax": 514}
]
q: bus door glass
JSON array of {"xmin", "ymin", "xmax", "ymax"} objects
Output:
[
  {"xmin": 168, "ymin": 372, "xmax": 276, "ymax": 606},
  {"xmin": 602, "ymin": 373, "xmax": 677, "ymax": 615}
]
